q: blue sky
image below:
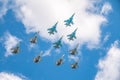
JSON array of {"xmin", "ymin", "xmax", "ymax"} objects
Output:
[{"xmin": 0, "ymin": 0, "xmax": 120, "ymax": 80}]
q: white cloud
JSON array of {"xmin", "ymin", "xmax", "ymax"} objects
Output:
[
  {"xmin": 100, "ymin": 2, "xmax": 112, "ymax": 15},
  {"xmin": 68, "ymin": 55, "xmax": 80, "ymax": 62},
  {"xmin": 0, "ymin": 72, "xmax": 28, "ymax": 80},
  {"xmin": 103, "ymin": 34, "xmax": 110, "ymax": 43},
  {"xmin": 3, "ymin": 32, "xmax": 21, "ymax": 57},
  {"xmin": 12, "ymin": 0, "xmax": 112, "ymax": 49},
  {"xmin": 42, "ymin": 47, "xmax": 52, "ymax": 57},
  {"xmin": 95, "ymin": 40, "xmax": 120, "ymax": 80},
  {"xmin": 0, "ymin": 0, "xmax": 9, "ymax": 19}
]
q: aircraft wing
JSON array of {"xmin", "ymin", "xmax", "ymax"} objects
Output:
[
  {"xmin": 47, "ymin": 28, "xmax": 52, "ymax": 31},
  {"xmin": 64, "ymin": 20, "xmax": 68, "ymax": 22},
  {"xmin": 68, "ymin": 37, "xmax": 73, "ymax": 41},
  {"xmin": 54, "ymin": 45, "xmax": 60, "ymax": 48},
  {"xmin": 48, "ymin": 31, "xmax": 54, "ymax": 34},
  {"xmin": 60, "ymin": 43, "xmax": 62, "ymax": 47},
  {"xmin": 71, "ymin": 21, "xmax": 74, "ymax": 24},
  {"xmin": 55, "ymin": 29, "xmax": 57, "ymax": 33},
  {"xmin": 69, "ymin": 49, "xmax": 74, "ymax": 53},
  {"xmin": 74, "ymin": 36, "xmax": 76, "ymax": 39},
  {"xmin": 67, "ymin": 34, "xmax": 72, "ymax": 37},
  {"xmin": 53, "ymin": 42, "xmax": 57, "ymax": 45}
]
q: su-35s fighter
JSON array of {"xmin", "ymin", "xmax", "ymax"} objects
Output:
[
  {"xmin": 53, "ymin": 36, "xmax": 63, "ymax": 49},
  {"xmin": 64, "ymin": 13, "xmax": 75, "ymax": 27},
  {"xmin": 47, "ymin": 22, "xmax": 58, "ymax": 35},
  {"xmin": 67, "ymin": 28, "xmax": 78, "ymax": 41}
]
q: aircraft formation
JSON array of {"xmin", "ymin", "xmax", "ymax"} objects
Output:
[{"xmin": 10, "ymin": 13, "xmax": 80, "ymax": 69}]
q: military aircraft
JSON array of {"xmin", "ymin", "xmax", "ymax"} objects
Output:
[
  {"xmin": 30, "ymin": 32, "xmax": 39, "ymax": 44},
  {"xmin": 33, "ymin": 52, "xmax": 43, "ymax": 63},
  {"xmin": 71, "ymin": 56, "xmax": 80, "ymax": 69},
  {"xmin": 47, "ymin": 22, "xmax": 58, "ymax": 35},
  {"xmin": 11, "ymin": 45, "xmax": 20, "ymax": 54},
  {"xmin": 53, "ymin": 36, "xmax": 63, "ymax": 48},
  {"xmin": 64, "ymin": 13, "xmax": 75, "ymax": 27},
  {"xmin": 67, "ymin": 28, "xmax": 78, "ymax": 41},
  {"xmin": 56, "ymin": 54, "xmax": 64, "ymax": 66},
  {"xmin": 69, "ymin": 44, "xmax": 79, "ymax": 55},
  {"xmin": 71, "ymin": 61, "xmax": 79, "ymax": 69}
]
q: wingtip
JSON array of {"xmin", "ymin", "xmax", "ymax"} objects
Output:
[
  {"xmin": 56, "ymin": 21, "xmax": 59, "ymax": 24},
  {"xmin": 72, "ymin": 13, "xmax": 75, "ymax": 16}
]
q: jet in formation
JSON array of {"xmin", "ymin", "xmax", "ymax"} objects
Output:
[
  {"xmin": 71, "ymin": 61, "xmax": 79, "ymax": 69},
  {"xmin": 69, "ymin": 44, "xmax": 79, "ymax": 55},
  {"xmin": 47, "ymin": 22, "xmax": 58, "ymax": 35},
  {"xmin": 64, "ymin": 13, "xmax": 75, "ymax": 27},
  {"xmin": 30, "ymin": 32, "xmax": 39, "ymax": 44},
  {"xmin": 67, "ymin": 28, "xmax": 78, "ymax": 41},
  {"xmin": 11, "ymin": 45, "xmax": 20, "ymax": 54},
  {"xmin": 53, "ymin": 36, "xmax": 63, "ymax": 48},
  {"xmin": 56, "ymin": 54, "xmax": 64, "ymax": 66},
  {"xmin": 33, "ymin": 52, "xmax": 43, "ymax": 63}
]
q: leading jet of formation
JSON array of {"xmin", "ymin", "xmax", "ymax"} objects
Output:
[
  {"xmin": 47, "ymin": 22, "xmax": 58, "ymax": 35},
  {"xmin": 53, "ymin": 36, "xmax": 63, "ymax": 48},
  {"xmin": 56, "ymin": 54, "xmax": 65, "ymax": 66},
  {"xmin": 69, "ymin": 44, "xmax": 79, "ymax": 55},
  {"xmin": 67, "ymin": 28, "xmax": 78, "ymax": 41},
  {"xmin": 33, "ymin": 51, "xmax": 43, "ymax": 63},
  {"xmin": 64, "ymin": 13, "xmax": 75, "ymax": 27},
  {"xmin": 11, "ymin": 43, "xmax": 20, "ymax": 54},
  {"xmin": 30, "ymin": 31, "xmax": 39, "ymax": 44}
]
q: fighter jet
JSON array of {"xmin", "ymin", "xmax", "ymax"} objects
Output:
[
  {"xmin": 64, "ymin": 13, "xmax": 75, "ymax": 27},
  {"xmin": 11, "ymin": 45, "xmax": 20, "ymax": 54},
  {"xmin": 71, "ymin": 61, "xmax": 79, "ymax": 69},
  {"xmin": 69, "ymin": 44, "xmax": 79, "ymax": 55},
  {"xmin": 33, "ymin": 52, "xmax": 43, "ymax": 63},
  {"xmin": 53, "ymin": 36, "xmax": 63, "ymax": 48},
  {"xmin": 67, "ymin": 28, "xmax": 78, "ymax": 41},
  {"xmin": 47, "ymin": 22, "xmax": 58, "ymax": 35},
  {"xmin": 56, "ymin": 55, "xmax": 64, "ymax": 66},
  {"xmin": 30, "ymin": 32, "xmax": 39, "ymax": 44}
]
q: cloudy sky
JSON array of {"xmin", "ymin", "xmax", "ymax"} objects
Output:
[{"xmin": 0, "ymin": 0, "xmax": 120, "ymax": 80}]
